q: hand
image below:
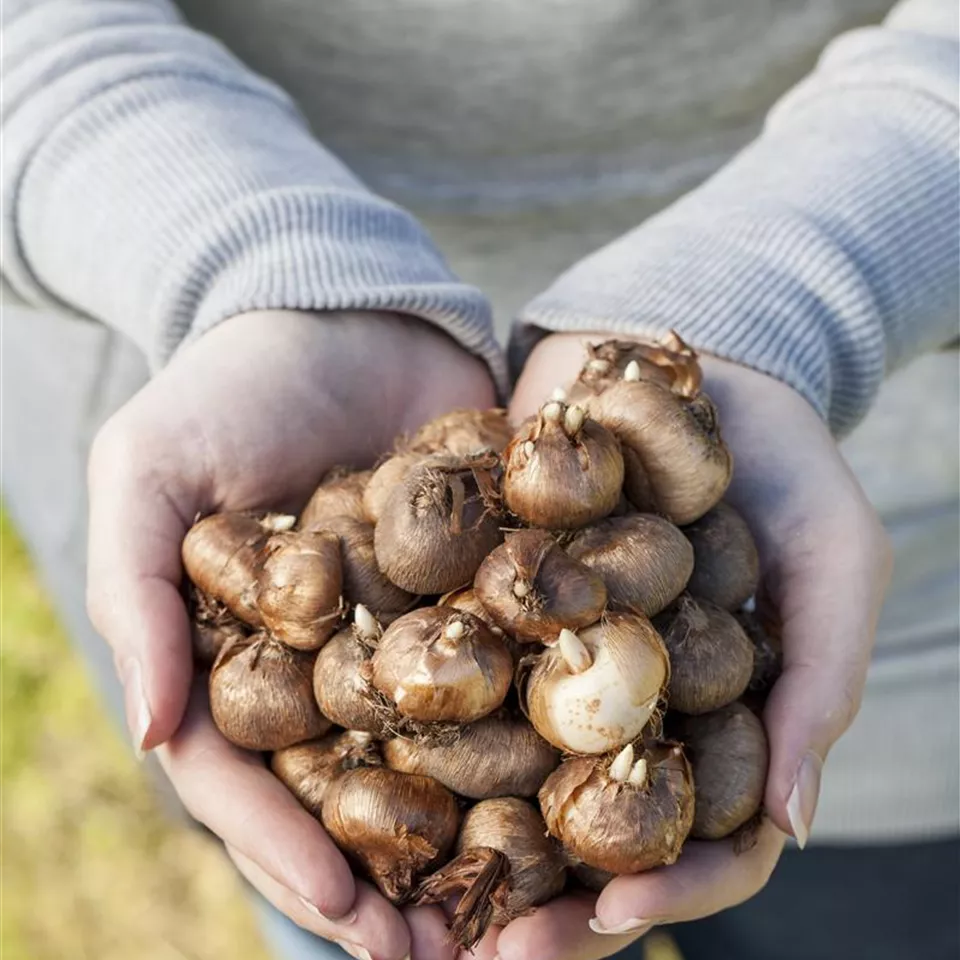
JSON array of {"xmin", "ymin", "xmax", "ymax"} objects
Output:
[
  {"xmin": 473, "ymin": 332, "xmax": 892, "ymax": 960},
  {"xmin": 86, "ymin": 310, "xmax": 495, "ymax": 960}
]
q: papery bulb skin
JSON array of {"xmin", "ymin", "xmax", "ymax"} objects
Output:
[
  {"xmin": 256, "ymin": 530, "xmax": 343, "ymax": 651},
  {"xmin": 673, "ymin": 702, "xmax": 769, "ymax": 840},
  {"xmin": 524, "ymin": 614, "xmax": 669, "ymax": 754},
  {"xmin": 406, "ymin": 408, "xmax": 514, "ymax": 457},
  {"xmin": 300, "ymin": 469, "xmax": 372, "ymax": 529},
  {"xmin": 321, "ymin": 766, "xmax": 460, "ymax": 903},
  {"xmin": 683, "ymin": 502, "xmax": 760, "ymax": 611},
  {"xmin": 474, "ymin": 529, "xmax": 607, "ymax": 643},
  {"xmin": 502, "ymin": 401, "xmax": 624, "ymax": 530},
  {"xmin": 538, "ymin": 742, "xmax": 695, "ymax": 874},
  {"xmin": 655, "ymin": 595, "xmax": 754, "ymax": 715},
  {"xmin": 210, "ymin": 633, "xmax": 330, "ymax": 750},
  {"xmin": 383, "ymin": 711, "xmax": 559, "ymax": 799},
  {"xmin": 374, "ymin": 455, "xmax": 503, "ymax": 594},
  {"xmin": 372, "ymin": 608, "xmax": 512, "ymax": 724},
  {"xmin": 567, "ymin": 514, "xmax": 693, "ymax": 617}
]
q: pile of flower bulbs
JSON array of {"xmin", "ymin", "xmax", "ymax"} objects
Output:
[{"xmin": 183, "ymin": 334, "xmax": 781, "ymax": 948}]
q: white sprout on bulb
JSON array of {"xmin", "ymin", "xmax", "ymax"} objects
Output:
[
  {"xmin": 551, "ymin": 386, "xmax": 569, "ymax": 402},
  {"xmin": 354, "ymin": 604, "xmax": 380, "ymax": 641},
  {"xmin": 608, "ymin": 743, "xmax": 635, "ymax": 782},
  {"xmin": 541, "ymin": 401, "xmax": 564, "ymax": 422},
  {"xmin": 624, "ymin": 360, "xmax": 642, "ymax": 382},
  {"xmin": 563, "ymin": 405, "xmax": 586, "ymax": 437},
  {"xmin": 558, "ymin": 628, "xmax": 592, "ymax": 674},
  {"xmin": 628, "ymin": 758, "xmax": 648, "ymax": 788},
  {"xmin": 445, "ymin": 619, "xmax": 466, "ymax": 641}
]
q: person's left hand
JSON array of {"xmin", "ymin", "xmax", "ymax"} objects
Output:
[{"xmin": 462, "ymin": 331, "xmax": 892, "ymax": 960}]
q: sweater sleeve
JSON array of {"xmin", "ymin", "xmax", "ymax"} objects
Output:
[
  {"xmin": 1, "ymin": 0, "xmax": 506, "ymax": 390},
  {"xmin": 514, "ymin": 0, "xmax": 958, "ymax": 436}
]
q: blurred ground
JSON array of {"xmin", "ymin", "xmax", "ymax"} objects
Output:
[{"xmin": 1, "ymin": 507, "xmax": 680, "ymax": 960}]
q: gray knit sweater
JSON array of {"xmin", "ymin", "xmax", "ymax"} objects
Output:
[{"xmin": 2, "ymin": 0, "xmax": 958, "ymax": 840}]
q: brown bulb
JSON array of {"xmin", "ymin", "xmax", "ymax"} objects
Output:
[
  {"xmin": 363, "ymin": 452, "xmax": 430, "ymax": 523},
  {"xmin": 271, "ymin": 730, "xmax": 381, "ymax": 819},
  {"xmin": 539, "ymin": 741, "xmax": 695, "ymax": 874},
  {"xmin": 317, "ymin": 515, "xmax": 415, "ymax": 618},
  {"xmin": 188, "ymin": 587, "xmax": 247, "ymax": 668},
  {"xmin": 209, "ymin": 633, "xmax": 329, "ymax": 751},
  {"xmin": 182, "ymin": 512, "xmax": 293, "ymax": 626},
  {"xmin": 256, "ymin": 530, "xmax": 343, "ymax": 651},
  {"xmin": 383, "ymin": 711, "xmax": 559, "ymax": 799},
  {"xmin": 655, "ymin": 595, "xmax": 754, "ymax": 715},
  {"xmin": 571, "ymin": 862, "xmax": 615, "ymax": 893},
  {"xmin": 474, "ymin": 530, "xmax": 607, "ymax": 643},
  {"xmin": 300, "ymin": 468, "xmax": 372, "ymax": 529},
  {"xmin": 439, "ymin": 587, "xmax": 526, "ymax": 664},
  {"xmin": 321, "ymin": 766, "xmax": 460, "ymax": 903},
  {"xmin": 736, "ymin": 608, "xmax": 783, "ymax": 698},
  {"xmin": 406, "ymin": 408, "xmax": 514, "ymax": 457},
  {"xmin": 374, "ymin": 455, "xmax": 503, "ymax": 595},
  {"xmin": 313, "ymin": 606, "xmax": 385, "ymax": 734},
  {"xmin": 683, "ymin": 502, "xmax": 760, "ymax": 611},
  {"xmin": 416, "ymin": 798, "xmax": 566, "ymax": 948},
  {"xmin": 372, "ymin": 608, "xmax": 513, "ymax": 725},
  {"xmin": 523, "ymin": 615, "xmax": 669, "ymax": 754},
  {"xmin": 674, "ymin": 702, "xmax": 769, "ymax": 840},
  {"xmin": 502, "ymin": 401, "xmax": 624, "ymax": 530},
  {"xmin": 587, "ymin": 370, "xmax": 731, "ymax": 525},
  {"xmin": 567, "ymin": 514, "xmax": 694, "ymax": 617}
]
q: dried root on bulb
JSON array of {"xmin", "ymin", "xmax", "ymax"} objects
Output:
[
  {"xmin": 502, "ymin": 400, "xmax": 624, "ymax": 530},
  {"xmin": 383, "ymin": 710, "xmax": 559, "ymax": 799},
  {"xmin": 374, "ymin": 454, "xmax": 503, "ymax": 594},
  {"xmin": 321, "ymin": 766, "xmax": 460, "ymax": 903},
  {"xmin": 567, "ymin": 514, "xmax": 694, "ymax": 617},
  {"xmin": 271, "ymin": 730, "xmax": 381, "ymax": 819},
  {"xmin": 683, "ymin": 502, "xmax": 760, "ymax": 611},
  {"xmin": 655, "ymin": 595, "xmax": 754, "ymax": 715},
  {"xmin": 539, "ymin": 741, "xmax": 695, "ymax": 874},
  {"xmin": 371, "ymin": 608, "xmax": 513, "ymax": 725},
  {"xmin": 300, "ymin": 468, "xmax": 372, "ymax": 529},
  {"xmin": 673, "ymin": 702, "xmax": 769, "ymax": 840},
  {"xmin": 256, "ymin": 530, "xmax": 344, "ymax": 651},
  {"xmin": 416, "ymin": 797, "xmax": 566, "ymax": 948},
  {"xmin": 182, "ymin": 512, "xmax": 294, "ymax": 626},
  {"xmin": 522, "ymin": 614, "xmax": 669, "ymax": 755},
  {"xmin": 474, "ymin": 529, "xmax": 607, "ymax": 643},
  {"xmin": 209, "ymin": 633, "xmax": 330, "ymax": 751}
]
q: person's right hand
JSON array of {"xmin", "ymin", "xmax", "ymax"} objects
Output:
[{"xmin": 86, "ymin": 309, "xmax": 497, "ymax": 960}]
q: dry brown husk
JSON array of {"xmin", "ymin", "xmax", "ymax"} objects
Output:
[
  {"xmin": 313, "ymin": 619, "xmax": 385, "ymax": 734},
  {"xmin": 321, "ymin": 766, "xmax": 460, "ymax": 903},
  {"xmin": 188, "ymin": 587, "xmax": 247, "ymax": 668},
  {"xmin": 567, "ymin": 514, "xmax": 694, "ymax": 617},
  {"xmin": 523, "ymin": 612, "xmax": 669, "ymax": 754},
  {"xmin": 300, "ymin": 468, "xmax": 372, "ymax": 529},
  {"xmin": 383, "ymin": 710, "xmax": 559, "ymax": 799},
  {"xmin": 674, "ymin": 702, "xmax": 769, "ymax": 840},
  {"xmin": 538, "ymin": 742, "xmax": 695, "ymax": 874},
  {"xmin": 270, "ymin": 730, "xmax": 381, "ymax": 819},
  {"xmin": 474, "ymin": 529, "xmax": 607, "ymax": 643},
  {"xmin": 416, "ymin": 797, "xmax": 566, "ymax": 948},
  {"xmin": 406, "ymin": 408, "xmax": 514, "ymax": 457},
  {"xmin": 182, "ymin": 512, "xmax": 288, "ymax": 626},
  {"xmin": 683, "ymin": 502, "xmax": 760, "ymax": 611},
  {"xmin": 371, "ymin": 608, "xmax": 512, "ymax": 725},
  {"xmin": 374, "ymin": 454, "xmax": 503, "ymax": 594},
  {"xmin": 655, "ymin": 595, "xmax": 754, "ymax": 715},
  {"xmin": 502, "ymin": 402, "xmax": 624, "ymax": 530},
  {"xmin": 587, "ymin": 377, "xmax": 732, "ymax": 525},
  {"xmin": 315, "ymin": 515, "xmax": 415, "ymax": 619},
  {"xmin": 256, "ymin": 530, "xmax": 344, "ymax": 650},
  {"xmin": 209, "ymin": 633, "xmax": 330, "ymax": 750}
]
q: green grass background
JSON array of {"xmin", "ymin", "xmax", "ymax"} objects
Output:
[{"xmin": 1, "ymin": 508, "xmax": 680, "ymax": 960}]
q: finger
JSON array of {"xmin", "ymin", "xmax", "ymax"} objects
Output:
[
  {"xmin": 228, "ymin": 847, "xmax": 409, "ymax": 960},
  {"xmin": 402, "ymin": 904, "xmax": 460, "ymax": 960},
  {"xmin": 87, "ymin": 420, "xmax": 198, "ymax": 752},
  {"xmin": 155, "ymin": 682, "xmax": 359, "ymax": 922}
]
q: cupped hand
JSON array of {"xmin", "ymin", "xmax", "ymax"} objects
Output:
[
  {"xmin": 477, "ymin": 331, "xmax": 892, "ymax": 960},
  {"xmin": 86, "ymin": 309, "xmax": 496, "ymax": 960}
]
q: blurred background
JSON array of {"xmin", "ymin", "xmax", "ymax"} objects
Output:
[{"xmin": 1, "ymin": 506, "xmax": 681, "ymax": 960}]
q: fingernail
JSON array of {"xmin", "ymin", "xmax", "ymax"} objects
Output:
[
  {"xmin": 786, "ymin": 751, "xmax": 823, "ymax": 850},
  {"xmin": 120, "ymin": 658, "xmax": 151, "ymax": 758},
  {"xmin": 333, "ymin": 942, "xmax": 373, "ymax": 960},
  {"xmin": 588, "ymin": 917, "xmax": 654, "ymax": 936},
  {"xmin": 298, "ymin": 896, "xmax": 357, "ymax": 926}
]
